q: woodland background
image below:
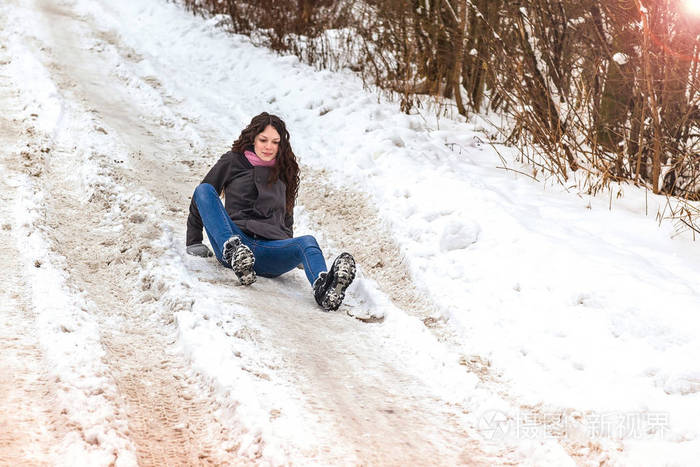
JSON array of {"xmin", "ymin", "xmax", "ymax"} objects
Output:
[{"xmin": 182, "ymin": 0, "xmax": 700, "ymax": 221}]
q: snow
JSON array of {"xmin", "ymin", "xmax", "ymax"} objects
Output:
[
  {"xmin": 613, "ymin": 52, "xmax": 630, "ymax": 65},
  {"xmin": 6, "ymin": 172, "xmax": 136, "ymax": 466},
  {"xmin": 1, "ymin": 16, "xmax": 136, "ymax": 463},
  {"xmin": 1, "ymin": 0, "xmax": 699, "ymax": 464}
]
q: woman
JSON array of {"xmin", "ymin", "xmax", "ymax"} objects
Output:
[{"xmin": 185, "ymin": 112, "xmax": 355, "ymax": 311}]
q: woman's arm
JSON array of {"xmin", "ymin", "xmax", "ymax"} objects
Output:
[
  {"xmin": 186, "ymin": 151, "xmax": 237, "ymax": 246},
  {"xmin": 284, "ymin": 212, "xmax": 294, "ymax": 237}
]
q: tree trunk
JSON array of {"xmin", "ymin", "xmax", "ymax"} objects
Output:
[{"xmin": 452, "ymin": 0, "xmax": 468, "ymax": 115}]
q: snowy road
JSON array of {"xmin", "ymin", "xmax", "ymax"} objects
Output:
[
  {"xmin": 2, "ymin": 0, "xmax": 699, "ymax": 465},
  {"xmin": 0, "ymin": 0, "xmax": 506, "ymax": 464}
]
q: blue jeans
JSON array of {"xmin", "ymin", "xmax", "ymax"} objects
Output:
[{"xmin": 193, "ymin": 183, "xmax": 327, "ymax": 285}]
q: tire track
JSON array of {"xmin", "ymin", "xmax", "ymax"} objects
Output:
[
  {"xmin": 0, "ymin": 171, "xmax": 61, "ymax": 467},
  {"xmin": 0, "ymin": 41, "xmax": 77, "ymax": 466},
  {"xmin": 40, "ymin": 144, "xmax": 236, "ymax": 466},
  {"xmin": 3, "ymin": 0, "xmax": 243, "ymax": 464}
]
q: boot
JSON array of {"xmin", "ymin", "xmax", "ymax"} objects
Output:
[
  {"xmin": 313, "ymin": 253, "xmax": 356, "ymax": 311},
  {"xmin": 223, "ymin": 236, "xmax": 256, "ymax": 286}
]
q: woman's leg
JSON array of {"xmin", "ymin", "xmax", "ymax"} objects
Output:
[
  {"xmin": 250, "ymin": 235, "xmax": 327, "ymax": 286},
  {"xmin": 193, "ymin": 182, "xmax": 325, "ymax": 284},
  {"xmin": 192, "ymin": 183, "xmax": 248, "ymax": 267}
]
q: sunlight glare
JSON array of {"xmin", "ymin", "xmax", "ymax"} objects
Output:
[{"xmin": 681, "ymin": 0, "xmax": 700, "ymax": 15}]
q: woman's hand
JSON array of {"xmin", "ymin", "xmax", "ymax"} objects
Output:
[{"xmin": 186, "ymin": 243, "xmax": 213, "ymax": 258}]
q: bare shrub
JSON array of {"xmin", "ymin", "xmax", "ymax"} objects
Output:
[{"xmin": 178, "ymin": 0, "xmax": 700, "ymax": 211}]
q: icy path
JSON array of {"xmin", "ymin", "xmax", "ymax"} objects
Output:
[
  {"xmin": 1, "ymin": 1, "xmax": 237, "ymax": 463},
  {"xmin": 0, "ymin": 0, "xmax": 528, "ymax": 464},
  {"xmin": 0, "ymin": 150, "xmax": 60, "ymax": 466},
  {"xmin": 4, "ymin": 0, "xmax": 697, "ymax": 464}
]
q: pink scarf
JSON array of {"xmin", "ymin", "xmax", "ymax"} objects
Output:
[{"xmin": 244, "ymin": 150, "xmax": 276, "ymax": 167}]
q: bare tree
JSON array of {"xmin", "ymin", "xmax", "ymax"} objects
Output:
[{"xmin": 180, "ymin": 0, "xmax": 700, "ymax": 204}]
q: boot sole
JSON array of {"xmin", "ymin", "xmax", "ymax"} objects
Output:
[
  {"xmin": 232, "ymin": 244, "xmax": 256, "ymax": 286},
  {"xmin": 322, "ymin": 255, "xmax": 356, "ymax": 311}
]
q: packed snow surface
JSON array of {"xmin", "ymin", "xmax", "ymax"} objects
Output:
[{"xmin": 1, "ymin": 0, "xmax": 699, "ymax": 465}]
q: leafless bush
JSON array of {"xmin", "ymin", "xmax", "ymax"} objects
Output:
[{"xmin": 179, "ymin": 0, "xmax": 700, "ymax": 215}]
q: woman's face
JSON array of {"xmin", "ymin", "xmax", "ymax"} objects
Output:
[{"xmin": 254, "ymin": 125, "xmax": 280, "ymax": 161}]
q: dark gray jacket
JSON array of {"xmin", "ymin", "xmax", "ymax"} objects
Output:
[{"xmin": 186, "ymin": 151, "xmax": 293, "ymax": 245}]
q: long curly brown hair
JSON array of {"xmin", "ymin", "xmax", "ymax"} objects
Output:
[{"xmin": 231, "ymin": 112, "xmax": 300, "ymax": 215}]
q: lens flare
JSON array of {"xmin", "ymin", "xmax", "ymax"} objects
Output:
[{"xmin": 681, "ymin": 0, "xmax": 700, "ymax": 15}]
